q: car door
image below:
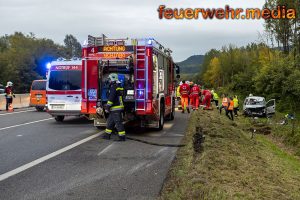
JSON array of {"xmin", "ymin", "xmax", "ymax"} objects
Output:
[{"xmin": 266, "ymin": 99, "xmax": 275, "ymax": 115}]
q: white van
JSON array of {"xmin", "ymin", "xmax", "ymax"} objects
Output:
[
  {"xmin": 46, "ymin": 58, "xmax": 82, "ymax": 122},
  {"xmin": 243, "ymin": 96, "xmax": 275, "ymax": 117}
]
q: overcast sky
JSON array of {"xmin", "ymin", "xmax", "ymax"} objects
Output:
[{"xmin": 0, "ymin": 0, "xmax": 266, "ymax": 61}]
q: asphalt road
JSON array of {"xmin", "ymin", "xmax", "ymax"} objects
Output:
[{"xmin": 0, "ymin": 108, "xmax": 189, "ymax": 200}]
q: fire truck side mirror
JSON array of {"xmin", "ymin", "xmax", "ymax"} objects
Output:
[{"xmin": 175, "ymin": 65, "xmax": 180, "ymax": 74}]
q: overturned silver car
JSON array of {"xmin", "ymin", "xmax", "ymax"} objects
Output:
[{"xmin": 243, "ymin": 96, "xmax": 275, "ymax": 117}]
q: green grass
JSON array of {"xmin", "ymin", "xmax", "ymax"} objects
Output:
[{"xmin": 160, "ymin": 110, "xmax": 300, "ymax": 200}]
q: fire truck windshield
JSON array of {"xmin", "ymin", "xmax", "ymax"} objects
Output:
[{"xmin": 49, "ymin": 70, "xmax": 81, "ymax": 91}]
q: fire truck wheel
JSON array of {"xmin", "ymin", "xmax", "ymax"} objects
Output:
[
  {"xmin": 55, "ymin": 116, "xmax": 65, "ymax": 122},
  {"xmin": 167, "ymin": 98, "xmax": 175, "ymax": 121},
  {"xmin": 158, "ymin": 103, "xmax": 165, "ymax": 131}
]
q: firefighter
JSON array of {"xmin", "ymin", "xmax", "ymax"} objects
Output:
[
  {"xmin": 190, "ymin": 84, "xmax": 200, "ymax": 111},
  {"xmin": 233, "ymin": 95, "xmax": 239, "ymax": 117},
  {"xmin": 179, "ymin": 80, "xmax": 190, "ymax": 113},
  {"xmin": 102, "ymin": 73, "xmax": 126, "ymax": 141},
  {"xmin": 202, "ymin": 89, "xmax": 212, "ymax": 110},
  {"xmin": 220, "ymin": 94, "xmax": 229, "ymax": 114},
  {"xmin": 4, "ymin": 81, "xmax": 15, "ymax": 111},
  {"xmin": 226, "ymin": 97, "xmax": 234, "ymax": 120},
  {"xmin": 211, "ymin": 90, "xmax": 219, "ymax": 109}
]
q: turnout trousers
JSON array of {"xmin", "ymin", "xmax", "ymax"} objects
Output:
[
  {"xmin": 105, "ymin": 111, "xmax": 125, "ymax": 136},
  {"xmin": 6, "ymin": 97, "xmax": 13, "ymax": 111}
]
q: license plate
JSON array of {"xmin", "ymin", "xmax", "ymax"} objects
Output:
[{"xmin": 51, "ymin": 105, "xmax": 64, "ymax": 110}]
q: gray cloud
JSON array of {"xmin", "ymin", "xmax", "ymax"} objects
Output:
[{"xmin": 0, "ymin": 0, "xmax": 265, "ymax": 61}]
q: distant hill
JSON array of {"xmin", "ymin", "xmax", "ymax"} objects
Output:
[{"xmin": 176, "ymin": 55, "xmax": 204, "ymax": 74}]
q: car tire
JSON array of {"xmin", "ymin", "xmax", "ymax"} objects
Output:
[
  {"xmin": 35, "ymin": 107, "xmax": 44, "ymax": 112},
  {"xmin": 55, "ymin": 116, "xmax": 65, "ymax": 122}
]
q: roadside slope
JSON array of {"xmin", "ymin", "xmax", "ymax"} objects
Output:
[{"xmin": 160, "ymin": 110, "xmax": 300, "ymax": 200}]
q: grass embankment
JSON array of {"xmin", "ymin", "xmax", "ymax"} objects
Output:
[{"xmin": 160, "ymin": 110, "xmax": 300, "ymax": 200}]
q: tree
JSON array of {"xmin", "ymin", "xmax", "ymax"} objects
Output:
[{"xmin": 63, "ymin": 34, "xmax": 82, "ymax": 58}]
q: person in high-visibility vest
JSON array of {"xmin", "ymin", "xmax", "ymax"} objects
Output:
[
  {"xmin": 211, "ymin": 90, "xmax": 219, "ymax": 109},
  {"xmin": 226, "ymin": 97, "xmax": 234, "ymax": 120},
  {"xmin": 179, "ymin": 80, "xmax": 190, "ymax": 113},
  {"xmin": 220, "ymin": 94, "xmax": 229, "ymax": 114},
  {"xmin": 233, "ymin": 95, "xmax": 239, "ymax": 117},
  {"xmin": 176, "ymin": 82, "xmax": 182, "ymax": 110},
  {"xmin": 190, "ymin": 84, "xmax": 200, "ymax": 110}
]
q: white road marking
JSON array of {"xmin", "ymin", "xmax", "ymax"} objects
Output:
[
  {"xmin": 17, "ymin": 135, "xmax": 23, "ymax": 137},
  {"xmin": 97, "ymin": 143, "xmax": 115, "ymax": 156},
  {"xmin": 0, "ymin": 109, "xmax": 35, "ymax": 116},
  {"xmin": 0, "ymin": 131, "xmax": 104, "ymax": 182},
  {"xmin": 0, "ymin": 118, "xmax": 53, "ymax": 131},
  {"xmin": 127, "ymin": 161, "xmax": 148, "ymax": 175}
]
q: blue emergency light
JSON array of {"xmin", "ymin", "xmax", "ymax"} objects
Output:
[{"xmin": 46, "ymin": 63, "xmax": 51, "ymax": 69}]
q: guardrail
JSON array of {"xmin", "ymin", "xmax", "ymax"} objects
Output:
[{"xmin": 0, "ymin": 94, "xmax": 30, "ymax": 111}]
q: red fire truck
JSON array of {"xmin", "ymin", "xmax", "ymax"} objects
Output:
[{"xmin": 81, "ymin": 35, "xmax": 180, "ymax": 130}]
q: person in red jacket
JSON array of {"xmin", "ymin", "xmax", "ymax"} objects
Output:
[
  {"xmin": 202, "ymin": 89, "xmax": 212, "ymax": 110},
  {"xmin": 179, "ymin": 80, "xmax": 190, "ymax": 113},
  {"xmin": 4, "ymin": 81, "xmax": 15, "ymax": 111},
  {"xmin": 190, "ymin": 84, "xmax": 200, "ymax": 110}
]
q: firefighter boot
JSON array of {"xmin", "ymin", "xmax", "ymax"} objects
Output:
[
  {"xmin": 115, "ymin": 135, "xmax": 126, "ymax": 142},
  {"xmin": 102, "ymin": 133, "xmax": 111, "ymax": 140},
  {"xmin": 187, "ymin": 108, "xmax": 190, "ymax": 113}
]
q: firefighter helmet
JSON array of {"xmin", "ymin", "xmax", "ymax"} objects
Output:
[
  {"xmin": 6, "ymin": 81, "xmax": 13, "ymax": 87},
  {"xmin": 108, "ymin": 73, "xmax": 120, "ymax": 83}
]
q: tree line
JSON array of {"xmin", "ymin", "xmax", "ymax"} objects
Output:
[
  {"xmin": 195, "ymin": 0, "xmax": 300, "ymax": 113},
  {"xmin": 0, "ymin": 32, "xmax": 82, "ymax": 93}
]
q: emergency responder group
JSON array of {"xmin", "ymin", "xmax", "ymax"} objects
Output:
[{"xmin": 176, "ymin": 81, "xmax": 239, "ymax": 120}]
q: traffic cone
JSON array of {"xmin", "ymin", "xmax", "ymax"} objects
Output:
[{"xmin": 8, "ymin": 103, "xmax": 14, "ymax": 112}]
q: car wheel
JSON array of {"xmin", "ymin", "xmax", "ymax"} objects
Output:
[{"xmin": 55, "ymin": 116, "xmax": 65, "ymax": 122}]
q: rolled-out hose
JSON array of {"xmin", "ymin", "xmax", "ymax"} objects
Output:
[{"xmin": 126, "ymin": 136, "xmax": 186, "ymax": 147}]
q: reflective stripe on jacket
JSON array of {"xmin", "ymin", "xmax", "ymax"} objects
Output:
[
  {"xmin": 107, "ymin": 84, "xmax": 124, "ymax": 112},
  {"xmin": 179, "ymin": 84, "xmax": 190, "ymax": 97},
  {"xmin": 190, "ymin": 86, "xmax": 200, "ymax": 96}
]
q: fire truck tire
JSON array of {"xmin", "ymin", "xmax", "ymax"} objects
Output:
[
  {"xmin": 55, "ymin": 116, "xmax": 65, "ymax": 122},
  {"xmin": 167, "ymin": 98, "xmax": 175, "ymax": 121},
  {"xmin": 157, "ymin": 102, "xmax": 165, "ymax": 131}
]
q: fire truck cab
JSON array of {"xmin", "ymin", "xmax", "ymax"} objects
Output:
[{"xmin": 81, "ymin": 35, "xmax": 178, "ymax": 130}]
